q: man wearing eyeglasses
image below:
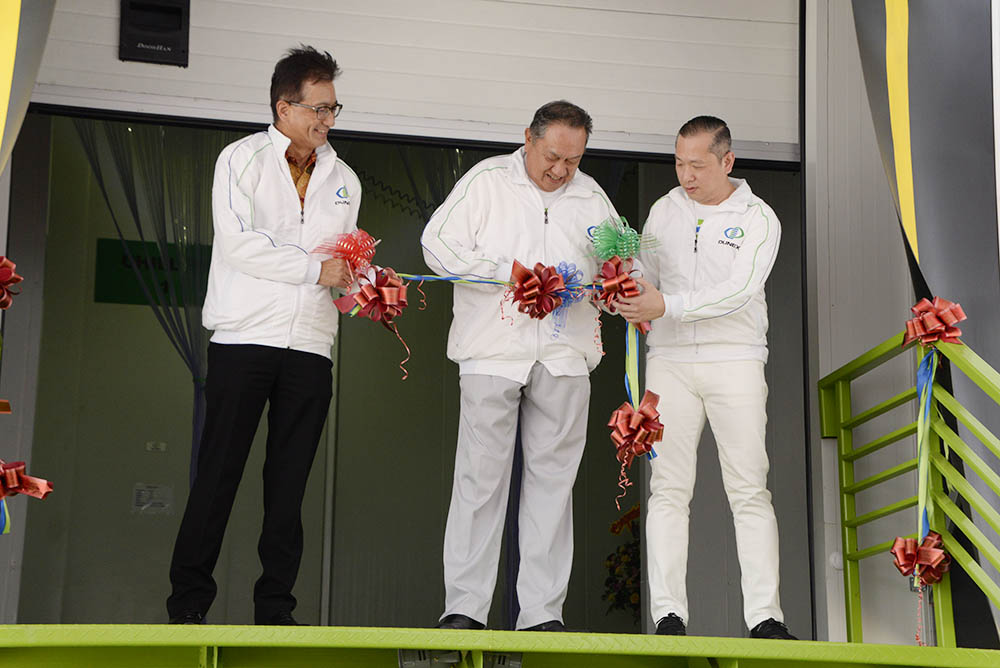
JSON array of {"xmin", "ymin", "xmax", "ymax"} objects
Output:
[{"xmin": 166, "ymin": 45, "xmax": 359, "ymax": 626}]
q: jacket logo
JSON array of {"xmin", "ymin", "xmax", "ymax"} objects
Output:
[
  {"xmin": 723, "ymin": 227, "xmax": 744, "ymax": 239},
  {"xmin": 336, "ymin": 185, "xmax": 349, "ymax": 198},
  {"xmin": 718, "ymin": 239, "xmax": 741, "ymax": 250}
]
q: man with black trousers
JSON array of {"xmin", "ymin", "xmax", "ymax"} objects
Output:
[{"xmin": 166, "ymin": 46, "xmax": 360, "ymax": 626}]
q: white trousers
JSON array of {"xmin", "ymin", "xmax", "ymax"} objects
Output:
[
  {"xmin": 645, "ymin": 357, "xmax": 783, "ymax": 629},
  {"xmin": 441, "ymin": 363, "xmax": 590, "ymax": 629}
]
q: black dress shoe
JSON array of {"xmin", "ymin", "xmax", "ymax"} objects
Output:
[
  {"xmin": 749, "ymin": 618, "xmax": 797, "ymax": 640},
  {"xmin": 258, "ymin": 611, "xmax": 304, "ymax": 626},
  {"xmin": 520, "ymin": 620, "xmax": 567, "ymax": 632},
  {"xmin": 169, "ymin": 610, "xmax": 205, "ymax": 625},
  {"xmin": 435, "ymin": 614, "xmax": 485, "ymax": 630},
  {"xmin": 655, "ymin": 613, "xmax": 687, "ymax": 636}
]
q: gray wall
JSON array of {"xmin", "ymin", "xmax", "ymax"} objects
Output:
[{"xmin": 805, "ymin": 0, "xmax": 919, "ymax": 644}]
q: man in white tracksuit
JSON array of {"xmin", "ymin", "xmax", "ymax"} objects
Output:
[
  {"xmin": 167, "ymin": 46, "xmax": 358, "ymax": 626},
  {"xmin": 617, "ymin": 116, "xmax": 796, "ymax": 639},
  {"xmin": 421, "ymin": 100, "xmax": 620, "ymax": 632}
]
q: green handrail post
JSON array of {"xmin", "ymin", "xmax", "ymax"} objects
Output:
[
  {"xmin": 927, "ymin": 398, "xmax": 956, "ymax": 648},
  {"xmin": 816, "ymin": 327, "xmax": 1000, "ymax": 648},
  {"xmin": 836, "ymin": 379, "xmax": 864, "ymax": 642}
]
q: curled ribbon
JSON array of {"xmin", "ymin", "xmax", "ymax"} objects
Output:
[
  {"xmin": 0, "ymin": 460, "xmax": 53, "ymax": 500},
  {"xmin": 890, "ymin": 531, "xmax": 951, "ymax": 586},
  {"xmin": 902, "ymin": 297, "xmax": 967, "ymax": 347},
  {"xmin": 312, "ymin": 229, "xmax": 379, "ymax": 273},
  {"xmin": 608, "ymin": 390, "xmax": 664, "ymax": 508},
  {"xmin": 334, "ymin": 265, "xmax": 412, "ymax": 379},
  {"xmin": 594, "ymin": 256, "xmax": 651, "ymax": 335},
  {"xmin": 0, "ymin": 257, "xmax": 23, "ymax": 310},
  {"xmin": 510, "ymin": 260, "xmax": 565, "ymax": 320}
]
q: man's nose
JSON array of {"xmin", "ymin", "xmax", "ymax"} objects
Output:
[{"xmin": 323, "ymin": 114, "xmax": 336, "ymax": 128}]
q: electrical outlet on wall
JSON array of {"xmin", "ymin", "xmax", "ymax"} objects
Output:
[
  {"xmin": 145, "ymin": 441, "xmax": 167, "ymax": 452},
  {"xmin": 132, "ymin": 483, "xmax": 174, "ymax": 514}
]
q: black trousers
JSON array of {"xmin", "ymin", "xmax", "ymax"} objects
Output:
[{"xmin": 167, "ymin": 343, "xmax": 333, "ymax": 622}]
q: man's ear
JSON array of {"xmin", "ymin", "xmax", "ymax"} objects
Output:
[
  {"xmin": 275, "ymin": 100, "xmax": 290, "ymax": 122},
  {"xmin": 723, "ymin": 150, "xmax": 735, "ymax": 174}
]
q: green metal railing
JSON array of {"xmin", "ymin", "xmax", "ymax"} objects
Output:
[{"xmin": 818, "ymin": 331, "xmax": 1000, "ymax": 646}]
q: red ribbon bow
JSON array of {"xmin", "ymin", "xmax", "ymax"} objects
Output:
[
  {"xmin": 902, "ymin": 297, "xmax": 966, "ymax": 347},
  {"xmin": 0, "ymin": 257, "xmax": 23, "ymax": 310},
  {"xmin": 337, "ymin": 265, "xmax": 409, "ymax": 326},
  {"xmin": 510, "ymin": 260, "xmax": 564, "ymax": 320},
  {"xmin": 891, "ymin": 532, "xmax": 951, "ymax": 586},
  {"xmin": 595, "ymin": 256, "xmax": 650, "ymax": 334},
  {"xmin": 609, "ymin": 390, "xmax": 664, "ymax": 466},
  {"xmin": 608, "ymin": 391, "xmax": 664, "ymax": 509},
  {"xmin": 313, "ymin": 229, "xmax": 378, "ymax": 273},
  {"xmin": 0, "ymin": 460, "xmax": 53, "ymax": 500},
  {"xmin": 334, "ymin": 265, "xmax": 412, "ymax": 378}
]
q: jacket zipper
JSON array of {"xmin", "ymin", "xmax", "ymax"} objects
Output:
[
  {"xmin": 537, "ymin": 204, "xmax": 548, "ymax": 359},
  {"xmin": 286, "ymin": 197, "xmax": 305, "ymax": 348},
  {"xmin": 692, "ymin": 217, "xmax": 702, "ymax": 352}
]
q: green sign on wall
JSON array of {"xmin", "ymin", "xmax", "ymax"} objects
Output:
[{"xmin": 94, "ymin": 238, "xmax": 210, "ymax": 306}]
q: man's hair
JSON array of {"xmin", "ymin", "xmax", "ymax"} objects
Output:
[
  {"xmin": 677, "ymin": 115, "xmax": 732, "ymax": 160},
  {"xmin": 529, "ymin": 100, "xmax": 593, "ymax": 140},
  {"xmin": 270, "ymin": 45, "xmax": 341, "ymax": 123}
]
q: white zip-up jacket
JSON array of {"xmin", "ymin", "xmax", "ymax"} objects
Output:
[
  {"xmin": 421, "ymin": 148, "xmax": 620, "ymax": 375},
  {"xmin": 202, "ymin": 125, "xmax": 362, "ymax": 358},
  {"xmin": 639, "ymin": 178, "xmax": 780, "ymax": 363}
]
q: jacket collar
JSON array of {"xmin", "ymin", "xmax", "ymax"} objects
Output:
[
  {"xmin": 268, "ymin": 124, "xmax": 337, "ymax": 191},
  {"xmin": 668, "ymin": 177, "xmax": 753, "ymax": 213},
  {"xmin": 268, "ymin": 124, "xmax": 337, "ymax": 166},
  {"xmin": 507, "ymin": 147, "xmax": 592, "ymax": 198}
]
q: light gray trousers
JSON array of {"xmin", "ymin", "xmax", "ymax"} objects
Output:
[{"xmin": 441, "ymin": 363, "xmax": 590, "ymax": 629}]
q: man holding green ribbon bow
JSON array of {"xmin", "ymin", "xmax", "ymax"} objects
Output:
[{"xmin": 617, "ymin": 116, "xmax": 793, "ymax": 640}]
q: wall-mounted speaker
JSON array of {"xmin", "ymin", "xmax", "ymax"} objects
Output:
[{"xmin": 119, "ymin": 0, "xmax": 190, "ymax": 67}]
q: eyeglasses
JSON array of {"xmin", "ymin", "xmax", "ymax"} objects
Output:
[{"xmin": 285, "ymin": 100, "xmax": 343, "ymax": 120}]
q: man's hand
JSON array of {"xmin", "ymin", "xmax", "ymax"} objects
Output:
[
  {"xmin": 616, "ymin": 276, "xmax": 666, "ymax": 323},
  {"xmin": 318, "ymin": 258, "xmax": 353, "ymax": 289}
]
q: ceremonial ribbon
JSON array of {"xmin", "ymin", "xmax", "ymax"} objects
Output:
[
  {"xmin": 891, "ymin": 532, "xmax": 951, "ymax": 586},
  {"xmin": 915, "ymin": 349, "xmax": 937, "ymax": 544},
  {"xmin": 902, "ymin": 297, "xmax": 966, "ymax": 347},
  {"xmin": 0, "ymin": 499, "xmax": 9, "ymax": 535},
  {"xmin": 608, "ymin": 390, "xmax": 664, "ymax": 509},
  {"xmin": 0, "ymin": 460, "xmax": 53, "ymax": 500},
  {"xmin": 0, "ymin": 256, "xmax": 23, "ymax": 310}
]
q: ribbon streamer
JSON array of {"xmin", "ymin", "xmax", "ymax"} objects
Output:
[
  {"xmin": 608, "ymin": 390, "xmax": 664, "ymax": 509},
  {"xmin": 0, "ymin": 460, "xmax": 53, "ymax": 500},
  {"xmin": 890, "ymin": 531, "xmax": 951, "ymax": 586},
  {"xmin": 0, "ymin": 257, "xmax": 23, "ymax": 310},
  {"xmin": 902, "ymin": 296, "xmax": 966, "ymax": 347}
]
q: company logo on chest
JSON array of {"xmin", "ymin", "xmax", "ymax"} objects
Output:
[
  {"xmin": 718, "ymin": 226, "xmax": 744, "ymax": 249},
  {"xmin": 333, "ymin": 185, "xmax": 351, "ymax": 205}
]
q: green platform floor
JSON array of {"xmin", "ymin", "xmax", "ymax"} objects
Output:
[{"xmin": 1, "ymin": 625, "xmax": 997, "ymax": 668}]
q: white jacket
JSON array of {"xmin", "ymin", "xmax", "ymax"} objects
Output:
[
  {"xmin": 639, "ymin": 179, "xmax": 780, "ymax": 363},
  {"xmin": 202, "ymin": 125, "xmax": 362, "ymax": 358},
  {"xmin": 421, "ymin": 148, "xmax": 621, "ymax": 373}
]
